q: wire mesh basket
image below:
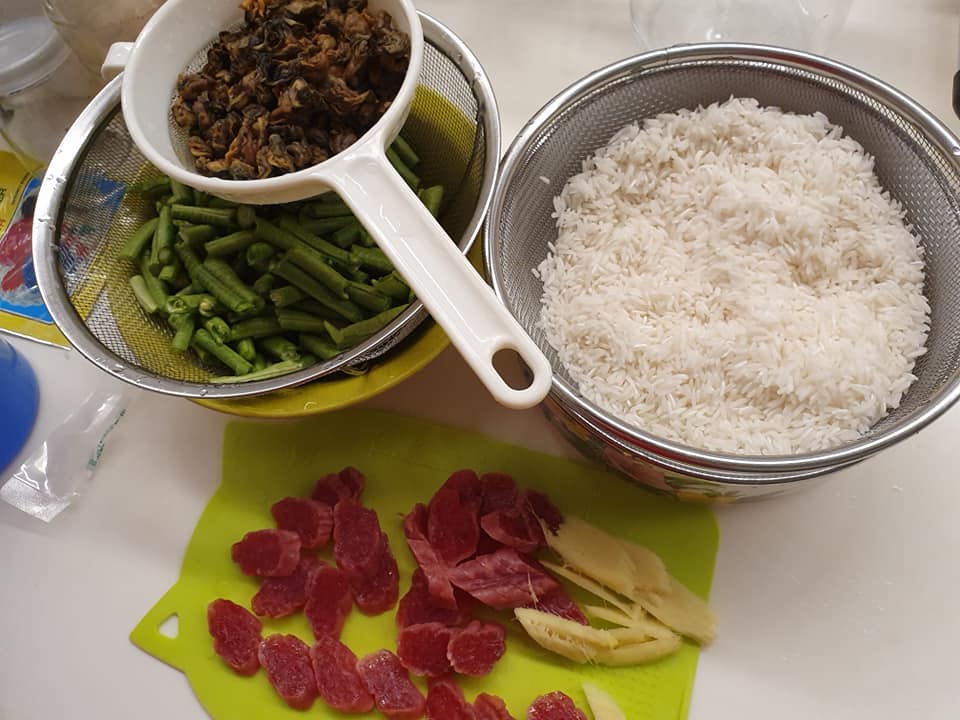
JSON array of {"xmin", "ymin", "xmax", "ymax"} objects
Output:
[
  {"xmin": 485, "ymin": 44, "xmax": 960, "ymax": 490},
  {"xmin": 33, "ymin": 12, "xmax": 499, "ymax": 399}
]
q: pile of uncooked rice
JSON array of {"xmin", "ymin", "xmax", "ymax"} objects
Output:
[{"xmin": 536, "ymin": 97, "xmax": 930, "ymax": 455}]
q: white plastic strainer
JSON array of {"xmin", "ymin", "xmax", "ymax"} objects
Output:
[{"xmin": 101, "ymin": 0, "xmax": 551, "ymax": 409}]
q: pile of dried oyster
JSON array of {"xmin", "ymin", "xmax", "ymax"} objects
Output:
[{"xmin": 172, "ymin": 0, "xmax": 411, "ymax": 180}]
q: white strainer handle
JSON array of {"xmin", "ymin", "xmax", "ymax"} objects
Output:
[
  {"xmin": 101, "ymin": 42, "xmax": 134, "ymax": 81},
  {"xmin": 311, "ymin": 144, "xmax": 552, "ymax": 409}
]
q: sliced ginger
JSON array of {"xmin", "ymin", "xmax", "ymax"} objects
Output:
[
  {"xmin": 515, "ymin": 607, "xmax": 617, "ymax": 663},
  {"xmin": 594, "ymin": 634, "xmax": 683, "ymax": 666},
  {"xmin": 582, "ymin": 682, "xmax": 627, "ymax": 720}
]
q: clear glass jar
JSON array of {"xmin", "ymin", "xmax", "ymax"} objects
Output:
[
  {"xmin": 0, "ymin": 15, "xmax": 102, "ymax": 165},
  {"xmin": 42, "ymin": 0, "xmax": 165, "ymax": 74}
]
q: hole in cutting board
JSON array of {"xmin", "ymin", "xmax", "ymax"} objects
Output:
[
  {"xmin": 158, "ymin": 613, "xmax": 179, "ymax": 639},
  {"xmin": 493, "ymin": 348, "xmax": 533, "ymax": 390}
]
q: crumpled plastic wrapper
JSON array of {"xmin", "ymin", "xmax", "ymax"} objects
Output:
[{"xmin": 0, "ymin": 387, "xmax": 130, "ymax": 522}]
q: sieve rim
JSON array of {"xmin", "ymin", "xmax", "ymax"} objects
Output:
[
  {"xmin": 484, "ymin": 42, "xmax": 960, "ymax": 478},
  {"xmin": 33, "ymin": 11, "xmax": 500, "ymax": 399}
]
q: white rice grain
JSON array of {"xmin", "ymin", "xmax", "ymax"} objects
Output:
[{"xmin": 536, "ymin": 97, "xmax": 930, "ymax": 455}]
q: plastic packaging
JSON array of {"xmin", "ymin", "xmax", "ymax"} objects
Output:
[
  {"xmin": 0, "ymin": 385, "xmax": 130, "ymax": 522},
  {"xmin": 0, "ymin": 337, "xmax": 39, "ymax": 473}
]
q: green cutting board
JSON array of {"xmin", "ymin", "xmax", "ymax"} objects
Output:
[{"xmin": 131, "ymin": 409, "xmax": 718, "ymax": 719}]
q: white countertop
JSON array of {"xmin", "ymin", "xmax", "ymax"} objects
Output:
[{"xmin": 3, "ymin": 1, "xmax": 960, "ymax": 718}]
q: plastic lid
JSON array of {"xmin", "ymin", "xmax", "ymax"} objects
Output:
[
  {"xmin": 0, "ymin": 16, "xmax": 71, "ymax": 96},
  {"xmin": 0, "ymin": 338, "xmax": 39, "ymax": 476}
]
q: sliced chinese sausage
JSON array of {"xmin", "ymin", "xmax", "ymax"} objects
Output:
[
  {"xmin": 271, "ymin": 497, "xmax": 333, "ymax": 550},
  {"xmin": 348, "ymin": 532, "xmax": 400, "ymax": 615},
  {"xmin": 448, "ymin": 547, "xmax": 560, "ymax": 610},
  {"xmin": 474, "ymin": 693, "xmax": 517, "ymax": 720},
  {"xmin": 311, "ymin": 466, "xmax": 366, "ymax": 506},
  {"xmin": 357, "ymin": 650, "xmax": 425, "ymax": 720},
  {"xmin": 258, "ymin": 634, "xmax": 318, "ymax": 710},
  {"xmin": 396, "ymin": 568, "xmax": 471, "ymax": 629},
  {"xmin": 478, "ymin": 472, "xmax": 518, "ymax": 514},
  {"xmin": 438, "ymin": 469, "xmax": 482, "ymax": 508},
  {"xmin": 310, "ymin": 634, "xmax": 375, "ymax": 714},
  {"xmin": 334, "ymin": 498, "xmax": 387, "ymax": 577},
  {"xmin": 447, "ymin": 620, "xmax": 506, "ymax": 677},
  {"xmin": 231, "ymin": 529, "xmax": 301, "ymax": 577},
  {"xmin": 251, "ymin": 555, "xmax": 319, "ymax": 619},
  {"xmin": 396, "ymin": 622, "xmax": 454, "ymax": 677},
  {"xmin": 526, "ymin": 692, "xmax": 589, "ymax": 720},
  {"xmin": 304, "ymin": 561, "xmax": 353, "ymax": 639},
  {"xmin": 403, "ymin": 503, "xmax": 457, "ymax": 609},
  {"xmin": 480, "ymin": 507, "xmax": 544, "ymax": 554},
  {"xmin": 427, "ymin": 486, "xmax": 480, "ymax": 565},
  {"xmin": 425, "ymin": 676, "xmax": 477, "ymax": 720},
  {"xmin": 207, "ymin": 599, "xmax": 262, "ymax": 676},
  {"xmin": 521, "ymin": 490, "xmax": 564, "ymax": 534}
]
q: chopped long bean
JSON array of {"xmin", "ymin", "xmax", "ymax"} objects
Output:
[
  {"xmin": 140, "ymin": 257, "xmax": 169, "ymax": 310},
  {"xmin": 235, "ymin": 337, "xmax": 257, "ymax": 362},
  {"xmin": 246, "ymin": 242, "xmax": 275, "ymax": 269},
  {"xmin": 302, "ymin": 198, "xmax": 352, "ymax": 218},
  {"xmin": 299, "ymin": 333, "xmax": 341, "ymax": 360},
  {"xmin": 236, "ymin": 205, "xmax": 257, "ymax": 229},
  {"xmin": 277, "ymin": 214, "xmax": 356, "ymax": 270},
  {"xmin": 285, "ymin": 244, "xmax": 351, "ymax": 298},
  {"xmin": 345, "ymin": 281, "xmax": 391, "ymax": 313},
  {"xmin": 418, "ymin": 185, "xmax": 444, "ymax": 218},
  {"xmin": 193, "ymin": 328, "xmax": 252, "ymax": 374},
  {"xmin": 261, "ymin": 335, "xmax": 300, "ymax": 362},
  {"xmin": 169, "ymin": 178, "xmax": 193, "ymax": 204},
  {"xmin": 252, "ymin": 273, "xmax": 277, "ymax": 296},
  {"xmin": 170, "ymin": 313, "xmax": 195, "ymax": 352},
  {"xmin": 120, "ymin": 217, "xmax": 159, "ymax": 261},
  {"xmin": 203, "ymin": 257, "xmax": 264, "ymax": 310},
  {"xmin": 204, "ymin": 229, "xmax": 256, "ymax": 257},
  {"xmin": 178, "ymin": 224, "xmax": 218, "ymax": 247},
  {"xmin": 386, "ymin": 146, "xmax": 421, "ymax": 190},
  {"xmin": 275, "ymin": 308, "xmax": 332, "ymax": 334},
  {"xmin": 130, "ymin": 275, "xmax": 159, "ymax": 314},
  {"xmin": 331, "ymin": 221, "xmax": 361, "ymax": 249},
  {"xmin": 204, "ymin": 316, "xmax": 232, "ymax": 344},
  {"xmin": 254, "ymin": 217, "xmax": 298, "ymax": 250},
  {"xmin": 325, "ymin": 304, "xmax": 408, "ymax": 348},
  {"xmin": 229, "ymin": 316, "xmax": 284, "ymax": 340},
  {"xmin": 210, "ymin": 359, "xmax": 305, "ymax": 383},
  {"xmin": 371, "ymin": 271, "xmax": 410, "ymax": 301},
  {"xmin": 391, "ymin": 135, "xmax": 421, "ymax": 169},
  {"xmin": 171, "ymin": 204, "xmax": 237, "ymax": 228},
  {"xmin": 350, "ymin": 245, "xmax": 394, "ymax": 274},
  {"xmin": 270, "ymin": 285, "xmax": 306, "ymax": 307},
  {"xmin": 298, "ymin": 214, "xmax": 356, "ymax": 237},
  {"xmin": 272, "ymin": 258, "xmax": 364, "ymax": 323},
  {"xmin": 175, "ymin": 240, "xmax": 252, "ymax": 314}
]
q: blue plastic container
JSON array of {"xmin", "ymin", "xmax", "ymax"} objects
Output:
[{"xmin": 0, "ymin": 336, "xmax": 39, "ymax": 474}]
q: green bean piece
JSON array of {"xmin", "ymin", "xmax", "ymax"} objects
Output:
[
  {"xmin": 229, "ymin": 316, "xmax": 284, "ymax": 340},
  {"xmin": 261, "ymin": 335, "xmax": 300, "ymax": 362},
  {"xmin": 210, "ymin": 358, "xmax": 306, "ymax": 383},
  {"xmin": 371, "ymin": 271, "xmax": 410, "ymax": 301},
  {"xmin": 386, "ymin": 146, "xmax": 421, "ymax": 190},
  {"xmin": 348, "ymin": 267, "xmax": 370, "ymax": 283},
  {"xmin": 277, "ymin": 214, "xmax": 356, "ymax": 270},
  {"xmin": 174, "ymin": 241, "xmax": 252, "ymax": 314},
  {"xmin": 275, "ymin": 308, "xmax": 333, "ymax": 334},
  {"xmin": 130, "ymin": 275, "xmax": 159, "ymax": 314},
  {"xmin": 208, "ymin": 197, "xmax": 240, "ymax": 209},
  {"xmin": 175, "ymin": 283, "xmax": 199, "ymax": 296},
  {"xmin": 286, "ymin": 244, "xmax": 351, "ymax": 298},
  {"xmin": 391, "ymin": 134, "xmax": 421, "ymax": 169},
  {"xmin": 204, "ymin": 316, "xmax": 232, "ymax": 344},
  {"xmin": 270, "ymin": 285, "xmax": 306, "ymax": 307},
  {"xmin": 331, "ymin": 221, "xmax": 361, "ymax": 249},
  {"xmin": 299, "ymin": 333, "xmax": 341, "ymax": 360},
  {"xmin": 235, "ymin": 337, "xmax": 257, "ymax": 362},
  {"xmin": 170, "ymin": 314, "xmax": 195, "ymax": 353},
  {"xmin": 302, "ymin": 199, "xmax": 352, "ymax": 218},
  {"xmin": 350, "ymin": 245, "xmax": 394, "ymax": 274},
  {"xmin": 357, "ymin": 227, "xmax": 376, "ymax": 247},
  {"xmin": 204, "ymin": 229, "xmax": 257, "ymax": 258},
  {"xmin": 169, "ymin": 179, "xmax": 193, "ymax": 204},
  {"xmin": 252, "ymin": 272, "xmax": 278, "ymax": 296},
  {"xmin": 246, "ymin": 241, "xmax": 276, "ymax": 269},
  {"xmin": 148, "ymin": 204, "xmax": 173, "ymax": 272},
  {"xmin": 140, "ymin": 257, "xmax": 169, "ymax": 310},
  {"xmin": 203, "ymin": 257, "xmax": 265, "ymax": 310},
  {"xmin": 193, "ymin": 190, "xmax": 212, "ymax": 207},
  {"xmin": 298, "ymin": 214, "xmax": 356, "ymax": 238},
  {"xmin": 130, "ymin": 177, "xmax": 170, "ymax": 195},
  {"xmin": 293, "ymin": 299, "xmax": 344, "ymax": 321},
  {"xmin": 252, "ymin": 353, "xmax": 269, "ymax": 372},
  {"xmin": 325, "ymin": 304, "xmax": 408, "ymax": 348},
  {"xmin": 120, "ymin": 217, "xmax": 159, "ymax": 261},
  {"xmin": 165, "ymin": 293, "xmax": 214, "ymax": 316},
  {"xmin": 418, "ymin": 185, "xmax": 444, "ymax": 218},
  {"xmin": 158, "ymin": 264, "xmax": 178, "ymax": 284},
  {"xmin": 273, "ymin": 259, "xmax": 365, "ymax": 323},
  {"xmin": 178, "ymin": 224, "xmax": 218, "ymax": 248},
  {"xmin": 236, "ymin": 205, "xmax": 257, "ymax": 229},
  {"xmin": 345, "ymin": 281, "xmax": 392, "ymax": 313},
  {"xmin": 254, "ymin": 217, "xmax": 298, "ymax": 251},
  {"xmin": 193, "ymin": 329, "xmax": 252, "ymax": 375},
  {"xmin": 171, "ymin": 204, "xmax": 237, "ymax": 228}
]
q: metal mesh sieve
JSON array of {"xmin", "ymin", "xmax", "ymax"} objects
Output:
[
  {"xmin": 485, "ymin": 44, "xmax": 960, "ymax": 475},
  {"xmin": 34, "ymin": 13, "xmax": 499, "ymax": 399}
]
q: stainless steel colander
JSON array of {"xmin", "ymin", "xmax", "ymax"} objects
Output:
[
  {"xmin": 33, "ymin": 12, "xmax": 499, "ymax": 400},
  {"xmin": 484, "ymin": 44, "xmax": 960, "ymax": 499}
]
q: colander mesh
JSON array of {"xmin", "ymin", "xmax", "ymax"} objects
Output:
[
  {"xmin": 490, "ymin": 56, "xmax": 960, "ymax": 448},
  {"xmin": 55, "ymin": 33, "xmax": 486, "ymax": 386}
]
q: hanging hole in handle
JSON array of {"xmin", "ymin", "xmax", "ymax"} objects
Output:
[
  {"xmin": 493, "ymin": 348, "xmax": 533, "ymax": 391},
  {"xmin": 158, "ymin": 613, "xmax": 180, "ymax": 639}
]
